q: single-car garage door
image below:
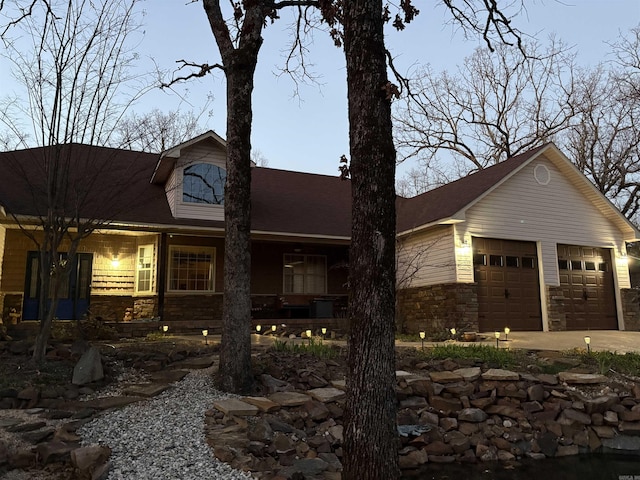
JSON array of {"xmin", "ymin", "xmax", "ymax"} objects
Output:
[
  {"xmin": 473, "ymin": 237, "xmax": 542, "ymax": 332},
  {"xmin": 557, "ymin": 245, "xmax": 617, "ymax": 330}
]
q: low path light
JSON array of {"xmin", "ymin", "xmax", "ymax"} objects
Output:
[
  {"xmin": 494, "ymin": 331, "xmax": 500, "ymax": 348},
  {"xmin": 271, "ymin": 324, "xmax": 277, "ymax": 334},
  {"xmin": 419, "ymin": 331, "xmax": 425, "ymax": 351},
  {"xmin": 162, "ymin": 325, "xmax": 168, "ymax": 335},
  {"xmin": 202, "ymin": 329, "xmax": 208, "ymax": 345},
  {"xmin": 256, "ymin": 325, "xmax": 262, "ymax": 333},
  {"xmin": 584, "ymin": 335, "xmax": 591, "ymax": 354},
  {"xmin": 306, "ymin": 329, "xmax": 313, "ymax": 345},
  {"xmin": 504, "ymin": 327, "xmax": 510, "ymax": 342}
]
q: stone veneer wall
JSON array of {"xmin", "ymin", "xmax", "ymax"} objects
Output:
[
  {"xmin": 89, "ymin": 296, "xmax": 135, "ymax": 322},
  {"xmin": 546, "ymin": 286, "xmax": 566, "ymax": 332},
  {"xmin": 621, "ymin": 288, "xmax": 640, "ymax": 331},
  {"xmin": 163, "ymin": 294, "xmax": 223, "ymax": 324},
  {"xmin": 396, "ymin": 283, "xmax": 478, "ymax": 336},
  {"xmin": 1, "ymin": 294, "xmax": 22, "ymax": 324}
]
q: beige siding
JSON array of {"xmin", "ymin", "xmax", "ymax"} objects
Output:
[
  {"xmin": 173, "ymin": 144, "xmax": 226, "ymax": 221},
  {"xmin": 461, "ymin": 156, "xmax": 629, "ymax": 288},
  {"xmin": 396, "ymin": 225, "xmax": 456, "ymax": 288},
  {"xmin": 165, "ymin": 168, "xmax": 178, "ymax": 217}
]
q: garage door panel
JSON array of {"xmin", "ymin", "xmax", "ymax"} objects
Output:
[{"xmin": 557, "ymin": 244, "xmax": 617, "ymax": 330}]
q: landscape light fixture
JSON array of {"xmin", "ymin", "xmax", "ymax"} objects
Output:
[
  {"xmin": 306, "ymin": 329, "xmax": 313, "ymax": 345},
  {"xmin": 494, "ymin": 331, "xmax": 500, "ymax": 348},
  {"xmin": 450, "ymin": 328, "xmax": 456, "ymax": 338},
  {"xmin": 256, "ymin": 325, "xmax": 262, "ymax": 333},
  {"xmin": 584, "ymin": 335, "xmax": 591, "ymax": 354},
  {"xmin": 202, "ymin": 329, "xmax": 208, "ymax": 345},
  {"xmin": 321, "ymin": 327, "xmax": 327, "ymax": 339},
  {"xmin": 419, "ymin": 331, "xmax": 426, "ymax": 351},
  {"xmin": 271, "ymin": 324, "xmax": 277, "ymax": 333},
  {"xmin": 163, "ymin": 325, "xmax": 168, "ymax": 334},
  {"xmin": 504, "ymin": 327, "xmax": 510, "ymax": 341}
]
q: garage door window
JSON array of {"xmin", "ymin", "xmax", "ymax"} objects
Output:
[
  {"xmin": 490, "ymin": 255, "xmax": 503, "ymax": 267},
  {"xmin": 522, "ymin": 257, "xmax": 536, "ymax": 269},
  {"xmin": 571, "ymin": 260, "xmax": 582, "ymax": 270},
  {"xmin": 506, "ymin": 256, "xmax": 519, "ymax": 268}
]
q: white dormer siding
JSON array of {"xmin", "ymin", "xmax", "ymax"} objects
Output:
[{"xmin": 164, "ymin": 144, "xmax": 227, "ymax": 221}]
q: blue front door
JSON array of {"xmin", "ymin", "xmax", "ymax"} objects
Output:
[{"xmin": 23, "ymin": 252, "xmax": 93, "ymax": 320}]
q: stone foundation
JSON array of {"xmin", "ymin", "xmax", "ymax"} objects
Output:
[
  {"xmin": 546, "ymin": 286, "xmax": 567, "ymax": 332},
  {"xmin": 621, "ymin": 288, "xmax": 640, "ymax": 331},
  {"xmin": 396, "ymin": 283, "xmax": 478, "ymax": 336},
  {"xmin": 89, "ymin": 296, "xmax": 135, "ymax": 322}
]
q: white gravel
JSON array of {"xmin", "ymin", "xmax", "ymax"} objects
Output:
[{"xmin": 78, "ymin": 367, "xmax": 253, "ymax": 480}]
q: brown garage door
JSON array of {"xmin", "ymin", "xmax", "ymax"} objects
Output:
[
  {"xmin": 557, "ymin": 245, "xmax": 617, "ymax": 330},
  {"xmin": 473, "ymin": 237, "xmax": 542, "ymax": 332}
]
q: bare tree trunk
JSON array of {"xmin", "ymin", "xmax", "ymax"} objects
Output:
[
  {"xmin": 218, "ymin": 58, "xmax": 255, "ymax": 393},
  {"xmin": 342, "ymin": 0, "xmax": 399, "ymax": 478}
]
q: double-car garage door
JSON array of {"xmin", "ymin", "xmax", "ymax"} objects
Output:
[{"xmin": 473, "ymin": 238, "xmax": 618, "ymax": 332}]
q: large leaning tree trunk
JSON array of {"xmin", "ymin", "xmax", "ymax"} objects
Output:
[
  {"xmin": 342, "ymin": 0, "xmax": 399, "ymax": 478},
  {"xmin": 203, "ymin": 0, "xmax": 267, "ymax": 394}
]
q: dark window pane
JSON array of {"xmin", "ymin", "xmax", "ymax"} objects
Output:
[
  {"xmin": 183, "ymin": 163, "xmax": 226, "ymax": 205},
  {"xmin": 558, "ymin": 259, "xmax": 569, "ymax": 270},
  {"xmin": 585, "ymin": 261, "xmax": 596, "ymax": 271},
  {"xmin": 473, "ymin": 253, "xmax": 486, "ymax": 266},
  {"xmin": 571, "ymin": 260, "xmax": 582, "ymax": 271},
  {"xmin": 522, "ymin": 257, "xmax": 535, "ymax": 269},
  {"xmin": 506, "ymin": 256, "xmax": 519, "ymax": 268},
  {"xmin": 598, "ymin": 262, "xmax": 608, "ymax": 272},
  {"xmin": 489, "ymin": 255, "xmax": 503, "ymax": 267}
]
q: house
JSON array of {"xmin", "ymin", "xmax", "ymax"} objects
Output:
[
  {"xmin": 396, "ymin": 143, "xmax": 640, "ymax": 334},
  {"xmin": 0, "ymin": 134, "xmax": 638, "ymax": 333}
]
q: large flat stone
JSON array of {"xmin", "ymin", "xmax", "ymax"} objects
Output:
[
  {"xmin": 307, "ymin": 387, "xmax": 346, "ymax": 403},
  {"xmin": 149, "ymin": 370, "xmax": 190, "ymax": 383},
  {"xmin": 122, "ymin": 384, "xmax": 172, "ymax": 398},
  {"xmin": 558, "ymin": 372, "xmax": 608, "ymax": 384},
  {"xmin": 79, "ymin": 396, "xmax": 146, "ymax": 410},
  {"xmin": 481, "ymin": 369, "xmax": 519, "ymax": 381},
  {"xmin": 213, "ymin": 398, "xmax": 259, "ymax": 416},
  {"xmin": 268, "ymin": 391, "xmax": 310, "ymax": 407},
  {"xmin": 429, "ymin": 371, "xmax": 463, "ymax": 383},
  {"xmin": 170, "ymin": 356, "xmax": 217, "ymax": 369},
  {"xmin": 242, "ymin": 396, "xmax": 280, "ymax": 412},
  {"xmin": 331, "ymin": 379, "xmax": 346, "ymax": 390},
  {"xmin": 453, "ymin": 367, "xmax": 481, "ymax": 382}
]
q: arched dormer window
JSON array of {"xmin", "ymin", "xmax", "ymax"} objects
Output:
[{"xmin": 182, "ymin": 163, "xmax": 226, "ymax": 205}]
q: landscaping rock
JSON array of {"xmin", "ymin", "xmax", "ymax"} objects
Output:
[{"xmin": 72, "ymin": 346, "xmax": 103, "ymax": 386}]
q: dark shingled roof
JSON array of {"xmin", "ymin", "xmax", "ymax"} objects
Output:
[
  {"xmin": 396, "ymin": 144, "xmax": 549, "ymax": 233},
  {"xmin": 0, "ymin": 144, "xmax": 352, "ymax": 237},
  {"xmin": 0, "ymin": 142, "xmax": 552, "ymax": 239}
]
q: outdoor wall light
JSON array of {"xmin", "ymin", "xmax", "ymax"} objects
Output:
[
  {"xmin": 584, "ymin": 335, "xmax": 591, "ymax": 354},
  {"xmin": 504, "ymin": 327, "xmax": 510, "ymax": 341},
  {"xmin": 111, "ymin": 256, "xmax": 120, "ymax": 268},
  {"xmin": 256, "ymin": 325, "xmax": 262, "ymax": 333},
  {"xmin": 419, "ymin": 331, "xmax": 426, "ymax": 351},
  {"xmin": 494, "ymin": 331, "xmax": 500, "ymax": 348},
  {"xmin": 202, "ymin": 329, "xmax": 208, "ymax": 345}
]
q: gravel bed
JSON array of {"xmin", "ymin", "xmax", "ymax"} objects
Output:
[{"xmin": 79, "ymin": 367, "xmax": 253, "ymax": 480}]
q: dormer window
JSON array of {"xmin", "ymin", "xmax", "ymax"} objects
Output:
[{"xmin": 183, "ymin": 163, "xmax": 226, "ymax": 205}]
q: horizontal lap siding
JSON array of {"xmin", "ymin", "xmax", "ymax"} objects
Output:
[
  {"xmin": 173, "ymin": 144, "xmax": 226, "ymax": 222},
  {"xmin": 397, "ymin": 225, "xmax": 455, "ymax": 288},
  {"xmin": 464, "ymin": 156, "xmax": 628, "ymax": 287}
]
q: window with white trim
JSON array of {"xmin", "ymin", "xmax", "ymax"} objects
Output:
[
  {"xmin": 283, "ymin": 254, "xmax": 327, "ymax": 294},
  {"xmin": 136, "ymin": 245, "xmax": 154, "ymax": 293},
  {"xmin": 169, "ymin": 246, "xmax": 215, "ymax": 292}
]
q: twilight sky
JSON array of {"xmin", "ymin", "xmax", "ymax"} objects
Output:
[{"xmin": 2, "ymin": 1, "xmax": 639, "ymax": 179}]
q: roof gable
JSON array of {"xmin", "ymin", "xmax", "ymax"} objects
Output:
[{"xmin": 397, "ymin": 143, "xmax": 640, "ymax": 241}]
